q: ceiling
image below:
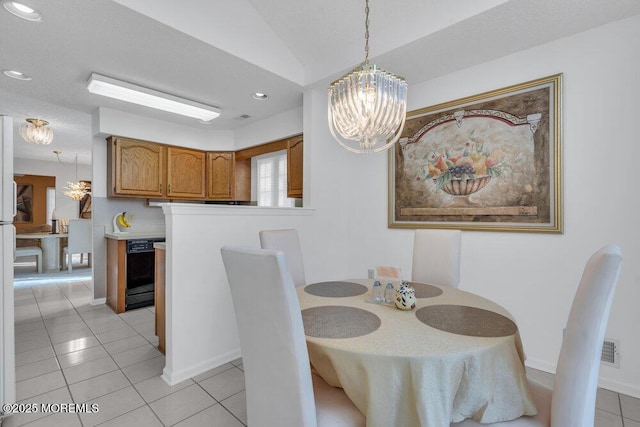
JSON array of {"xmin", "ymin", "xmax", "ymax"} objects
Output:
[{"xmin": 2, "ymin": 0, "xmax": 639, "ymax": 165}]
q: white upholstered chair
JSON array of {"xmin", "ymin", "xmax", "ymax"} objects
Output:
[
  {"xmin": 15, "ymin": 246, "xmax": 43, "ymax": 273},
  {"xmin": 412, "ymin": 229, "xmax": 461, "ymax": 288},
  {"xmin": 62, "ymin": 219, "xmax": 92, "ymax": 273},
  {"xmin": 452, "ymin": 244, "xmax": 623, "ymax": 427},
  {"xmin": 221, "ymin": 246, "xmax": 365, "ymax": 427},
  {"xmin": 259, "ymin": 228, "xmax": 306, "ymax": 287}
]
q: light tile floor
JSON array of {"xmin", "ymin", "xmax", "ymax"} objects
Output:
[
  {"xmin": 6, "ymin": 276, "xmax": 247, "ymax": 427},
  {"xmin": 6, "ymin": 272, "xmax": 640, "ymax": 426}
]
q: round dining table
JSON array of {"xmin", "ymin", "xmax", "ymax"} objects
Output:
[{"xmin": 297, "ymin": 279, "xmax": 537, "ymax": 427}]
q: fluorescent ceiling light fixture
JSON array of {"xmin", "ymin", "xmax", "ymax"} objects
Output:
[
  {"xmin": 86, "ymin": 73, "xmax": 221, "ymax": 122},
  {"xmin": 3, "ymin": 1, "xmax": 42, "ymax": 21},
  {"xmin": 2, "ymin": 69, "xmax": 31, "ymax": 80}
]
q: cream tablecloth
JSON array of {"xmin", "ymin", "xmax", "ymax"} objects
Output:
[{"xmin": 297, "ymin": 279, "xmax": 537, "ymax": 427}]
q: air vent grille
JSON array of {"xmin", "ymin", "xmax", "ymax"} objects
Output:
[{"xmin": 601, "ymin": 338, "xmax": 619, "ymax": 368}]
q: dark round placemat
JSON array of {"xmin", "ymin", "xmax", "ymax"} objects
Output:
[
  {"xmin": 415, "ymin": 305, "xmax": 517, "ymax": 337},
  {"xmin": 304, "ymin": 281, "xmax": 368, "ymax": 297},
  {"xmin": 408, "ymin": 282, "xmax": 443, "ymax": 298},
  {"xmin": 302, "ymin": 306, "xmax": 381, "ymax": 338}
]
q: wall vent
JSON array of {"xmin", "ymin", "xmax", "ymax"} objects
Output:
[{"xmin": 601, "ymin": 338, "xmax": 619, "ymax": 368}]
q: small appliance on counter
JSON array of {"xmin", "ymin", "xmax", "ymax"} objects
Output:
[{"xmin": 112, "ymin": 211, "xmax": 132, "ymax": 234}]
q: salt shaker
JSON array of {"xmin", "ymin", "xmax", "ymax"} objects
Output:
[
  {"xmin": 384, "ymin": 283, "xmax": 395, "ymax": 304},
  {"xmin": 372, "ymin": 280, "xmax": 384, "ymax": 302}
]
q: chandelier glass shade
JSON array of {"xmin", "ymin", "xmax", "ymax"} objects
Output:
[
  {"xmin": 54, "ymin": 151, "xmax": 90, "ymax": 201},
  {"xmin": 328, "ymin": 0, "xmax": 407, "ymax": 154},
  {"xmin": 20, "ymin": 118, "xmax": 54, "ymax": 145},
  {"xmin": 63, "ymin": 181, "xmax": 89, "ymax": 201}
]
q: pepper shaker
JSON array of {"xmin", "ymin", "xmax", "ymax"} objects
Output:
[
  {"xmin": 384, "ymin": 283, "xmax": 395, "ymax": 304},
  {"xmin": 372, "ymin": 280, "xmax": 384, "ymax": 302}
]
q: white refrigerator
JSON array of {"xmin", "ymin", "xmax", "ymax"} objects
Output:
[{"xmin": 0, "ymin": 115, "xmax": 16, "ymax": 411}]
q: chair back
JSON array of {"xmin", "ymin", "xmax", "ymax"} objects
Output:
[
  {"xmin": 68, "ymin": 219, "xmax": 92, "ymax": 253},
  {"xmin": 221, "ymin": 246, "xmax": 317, "ymax": 427},
  {"xmin": 411, "ymin": 229, "xmax": 461, "ymax": 288},
  {"xmin": 259, "ymin": 228, "xmax": 306, "ymax": 287},
  {"xmin": 551, "ymin": 245, "xmax": 622, "ymax": 427}
]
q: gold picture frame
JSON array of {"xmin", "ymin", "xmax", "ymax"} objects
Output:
[{"xmin": 389, "ymin": 74, "xmax": 562, "ymax": 233}]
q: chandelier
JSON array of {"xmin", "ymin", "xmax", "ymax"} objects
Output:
[
  {"xmin": 20, "ymin": 118, "xmax": 54, "ymax": 145},
  {"xmin": 328, "ymin": 0, "xmax": 407, "ymax": 154},
  {"xmin": 54, "ymin": 151, "xmax": 90, "ymax": 201}
]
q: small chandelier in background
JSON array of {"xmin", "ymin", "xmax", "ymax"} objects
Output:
[
  {"xmin": 20, "ymin": 118, "xmax": 54, "ymax": 145},
  {"xmin": 63, "ymin": 181, "xmax": 90, "ymax": 201},
  {"xmin": 54, "ymin": 150, "xmax": 90, "ymax": 201},
  {"xmin": 328, "ymin": 0, "xmax": 408, "ymax": 154}
]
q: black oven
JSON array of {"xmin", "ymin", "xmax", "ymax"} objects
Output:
[{"xmin": 125, "ymin": 238, "xmax": 165, "ymax": 310}]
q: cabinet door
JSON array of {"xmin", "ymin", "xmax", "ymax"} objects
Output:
[
  {"xmin": 287, "ymin": 135, "xmax": 303, "ymax": 198},
  {"xmin": 167, "ymin": 147, "xmax": 206, "ymax": 199},
  {"xmin": 207, "ymin": 152, "xmax": 235, "ymax": 200},
  {"xmin": 110, "ymin": 137, "xmax": 165, "ymax": 198}
]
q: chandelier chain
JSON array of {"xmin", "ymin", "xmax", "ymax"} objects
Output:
[{"xmin": 364, "ymin": 0, "xmax": 370, "ymax": 65}]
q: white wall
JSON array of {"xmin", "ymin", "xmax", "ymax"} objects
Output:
[
  {"xmin": 339, "ymin": 15, "xmax": 640, "ymax": 397},
  {"xmin": 14, "ymin": 157, "xmax": 92, "ymax": 221},
  {"xmin": 233, "ymin": 107, "xmax": 303, "ymax": 150},
  {"xmin": 95, "ymin": 108, "xmax": 234, "ymax": 152}
]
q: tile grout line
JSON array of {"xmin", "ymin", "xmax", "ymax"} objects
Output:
[{"xmin": 14, "ymin": 279, "xmax": 248, "ymax": 427}]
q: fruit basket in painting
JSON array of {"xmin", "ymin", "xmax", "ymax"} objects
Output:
[
  {"xmin": 419, "ymin": 143, "xmax": 506, "ymax": 201},
  {"xmin": 439, "ymin": 175, "xmax": 491, "ymax": 196}
]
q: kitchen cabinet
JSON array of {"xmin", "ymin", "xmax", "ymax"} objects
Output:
[
  {"xmin": 108, "ymin": 137, "xmax": 206, "ymax": 200},
  {"xmin": 287, "ymin": 135, "xmax": 303, "ymax": 198},
  {"xmin": 207, "ymin": 151, "xmax": 235, "ymax": 200},
  {"xmin": 108, "ymin": 136, "xmax": 165, "ymax": 198},
  {"xmin": 167, "ymin": 146, "xmax": 206, "ymax": 199},
  {"xmin": 155, "ymin": 246, "xmax": 166, "ymax": 354},
  {"xmin": 106, "ymin": 239, "xmax": 126, "ymax": 314}
]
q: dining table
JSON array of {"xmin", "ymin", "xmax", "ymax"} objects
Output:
[
  {"xmin": 297, "ymin": 279, "xmax": 537, "ymax": 427},
  {"xmin": 16, "ymin": 232, "xmax": 68, "ymax": 272}
]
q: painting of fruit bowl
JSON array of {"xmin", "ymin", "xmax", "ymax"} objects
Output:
[
  {"xmin": 422, "ymin": 142, "xmax": 506, "ymax": 198},
  {"xmin": 439, "ymin": 176, "xmax": 491, "ymax": 196},
  {"xmin": 388, "ymin": 74, "xmax": 562, "ymax": 233}
]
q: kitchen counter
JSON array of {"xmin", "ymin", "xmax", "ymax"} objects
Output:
[{"xmin": 104, "ymin": 231, "xmax": 165, "ymax": 240}]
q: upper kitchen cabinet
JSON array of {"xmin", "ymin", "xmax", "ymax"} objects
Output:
[
  {"xmin": 108, "ymin": 136, "xmax": 166, "ymax": 198},
  {"xmin": 287, "ymin": 135, "xmax": 303, "ymax": 198},
  {"xmin": 207, "ymin": 152, "xmax": 235, "ymax": 200},
  {"xmin": 167, "ymin": 147, "xmax": 206, "ymax": 199}
]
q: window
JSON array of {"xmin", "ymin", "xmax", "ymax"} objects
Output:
[
  {"xmin": 254, "ymin": 151, "xmax": 295, "ymax": 207},
  {"xmin": 46, "ymin": 187, "xmax": 56, "ymax": 226}
]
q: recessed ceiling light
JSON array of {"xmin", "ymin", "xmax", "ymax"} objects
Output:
[
  {"xmin": 2, "ymin": 69, "xmax": 31, "ymax": 80},
  {"xmin": 3, "ymin": 1, "xmax": 43, "ymax": 21},
  {"xmin": 252, "ymin": 92, "xmax": 268, "ymax": 100}
]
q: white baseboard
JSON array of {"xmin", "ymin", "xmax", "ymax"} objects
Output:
[
  {"xmin": 525, "ymin": 358, "xmax": 640, "ymax": 399},
  {"xmin": 598, "ymin": 378, "xmax": 640, "ymax": 399},
  {"xmin": 90, "ymin": 297, "xmax": 106, "ymax": 306},
  {"xmin": 161, "ymin": 348, "xmax": 242, "ymax": 386},
  {"xmin": 524, "ymin": 358, "xmax": 556, "ymax": 375}
]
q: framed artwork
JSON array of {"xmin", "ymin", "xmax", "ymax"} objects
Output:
[
  {"xmin": 15, "ymin": 184, "xmax": 33, "ymax": 223},
  {"xmin": 79, "ymin": 181, "xmax": 92, "ymax": 219},
  {"xmin": 389, "ymin": 74, "xmax": 562, "ymax": 233}
]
